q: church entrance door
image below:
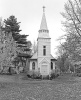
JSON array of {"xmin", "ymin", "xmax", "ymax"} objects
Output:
[{"xmin": 41, "ymin": 65, "xmax": 48, "ymax": 75}]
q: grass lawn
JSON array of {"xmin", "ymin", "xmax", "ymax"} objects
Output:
[{"xmin": 0, "ymin": 73, "xmax": 81, "ymax": 100}]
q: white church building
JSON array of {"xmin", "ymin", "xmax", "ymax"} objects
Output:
[{"xmin": 29, "ymin": 7, "xmax": 56, "ymax": 76}]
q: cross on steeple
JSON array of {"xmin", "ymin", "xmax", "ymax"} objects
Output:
[{"xmin": 43, "ymin": 6, "xmax": 45, "ymax": 13}]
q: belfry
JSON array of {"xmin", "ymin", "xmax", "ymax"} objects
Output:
[{"xmin": 29, "ymin": 7, "xmax": 56, "ymax": 76}]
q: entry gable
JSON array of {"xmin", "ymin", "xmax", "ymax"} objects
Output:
[{"xmin": 39, "ymin": 58, "xmax": 50, "ymax": 65}]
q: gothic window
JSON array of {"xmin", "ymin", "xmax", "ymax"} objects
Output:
[
  {"xmin": 51, "ymin": 62, "xmax": 53, "ymax": 70},
  {"xmin": 43, "ymin": 46, "xmax": 46, "ymax": 56},
  {"xmin": 32, "ymin": 62, "xmax": 35, "ymax": 70}
]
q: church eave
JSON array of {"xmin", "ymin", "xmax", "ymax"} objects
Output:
[
  {"xmin": 37, "ymin": 37, "xmax": 51, "ymax": 41},
  {"xmin": 51, "ymin": 59, "xmax": 57, "ymax": 61},
  {"xmin": 50, "ymin": 54, "xmax": 57, "ymax": 61},
  {"xmin": 29, "ymin": 58, "xmax": 37, "ymax": 60}
]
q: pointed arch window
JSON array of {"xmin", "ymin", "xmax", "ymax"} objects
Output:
[
  {"xmin": 43, "ymin": 46, "xmax": 46, "ymax": 56},
  {"xmin": 51, "ymin": 62, "xmax": 53, "ymax": 70},
  {"xmin": 32, "ymin": 62, "xmax": 35, "ymax": 70}
]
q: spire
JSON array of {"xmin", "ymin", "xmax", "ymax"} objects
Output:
[
  {"xmin": 39, "ymin": 6, "xmax": 49, "ymax": 33},
  {"xmin": 38, "ymin": 6, "xmax": 50, "ymax": 39}
]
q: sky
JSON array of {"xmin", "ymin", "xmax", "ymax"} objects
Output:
[{"xmin": 0, "ymin": 0, "xmax": 68, "ymax": 57}]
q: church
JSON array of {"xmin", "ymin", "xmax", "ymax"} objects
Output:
[{"xmin": 29, "ymin": 7, "xmax": 56, "ymax": 76}]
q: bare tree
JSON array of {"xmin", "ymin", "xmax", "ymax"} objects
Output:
[
  {"xmin": 61, "ymin": 0, "xmax": 81, "ymax": 37},
  {"xmin": 32, "ymin": 41, "xmax": 37, "ymax": 54},
  {"xmin": 0, "ymin": 23, "xmax": 17, "ymax": 71},
  {"xmin": 60, "ymin": 0, "xmax": 81, "ymax": 61}
]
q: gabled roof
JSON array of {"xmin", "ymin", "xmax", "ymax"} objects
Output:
[
  {"xmin": 50, "ymin": 54, "xmax": 57, "ymax": 60},
  {"xmin": 30, "ymin": 52, "xmax": 37, "ymax": 59},
  {"xmin": 30, "ymin": 52, "xmax": 56, "ymax": 61}
]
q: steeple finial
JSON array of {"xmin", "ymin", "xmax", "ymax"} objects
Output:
[{"xmin": 43, "ymin": 6, "xmax": 45, "ymax": 13}]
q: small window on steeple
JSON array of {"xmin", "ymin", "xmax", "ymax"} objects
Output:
[{"xmin": 43, "ymin": 46, "xmax": 46, "ymax": 56}]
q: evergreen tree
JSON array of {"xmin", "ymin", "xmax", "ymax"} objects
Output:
[
  {"xmin": 3, "ymin": 15, "xmax": 31, "ymax": 51},
  {"xmin": 3, "ymin": 15, "xmax": 32, "ymax": 70},
  {"xmin": 3, "ymin": 15, "xmax": 28, "ymax": 44}
]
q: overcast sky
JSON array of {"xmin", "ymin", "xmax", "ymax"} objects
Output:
[{"xmin": 0, "ymin": 0, "xmax": 68, "ymax": 57}]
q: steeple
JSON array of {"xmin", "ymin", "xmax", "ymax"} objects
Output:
[
  {"xmin": 39, "ymin": 6, "xmax": 49, "ymax": 33},
  {"xmin": 38, "ymin": 6, "xmax": 50, "ymax": 38}
]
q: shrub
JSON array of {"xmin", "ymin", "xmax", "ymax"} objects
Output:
[
  {"xmin": 55, "ymin": 68, "xmax": 60, "ymax": 75},
  {"xmin": 32, "ymin": 71, "xmax": 41, "ymax": 79},
  {"xmin": 76, "ymin": 67, "xmax": 81, "ymax": 73},
  {"xmin": 1, "ymin": 66, "xmax": 9, "ymax": 74},
  {"xmin": 72, "ymin": 72, "xmax": 81, "ymax": 77},
  {"xmin": 10, "ymin": 67, "xmax": 17, "ymax": 74},
  {"xmin": 76, "ymin": 73, "xmax": 81, "ymax": 77},
  {"xmin": 72, "ymin": 67, "xmax": 81, "ymax": 77},
  {"xmin": 50, "ymin": 70, "xmax": 59, "ymax": 79},
  {"xmin": 27, "ymin": 70, "xmax": 41, "ymax": 79},
  {"xmin": 27, "ymin": 70, "xmax": 33, "ymax": 78}
]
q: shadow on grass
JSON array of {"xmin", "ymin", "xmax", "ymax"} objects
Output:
[
  {"xmin": 22, "ymin": 75, "xmax": 42, "ymax": 81},
  {"xmin": 21, "ymin": 73, "xmax": 76, "ymax": 84}
]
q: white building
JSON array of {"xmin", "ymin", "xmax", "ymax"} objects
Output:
[{"xmin": 29, "ymin": 7, "xmax": 56, "ymax": 76}]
